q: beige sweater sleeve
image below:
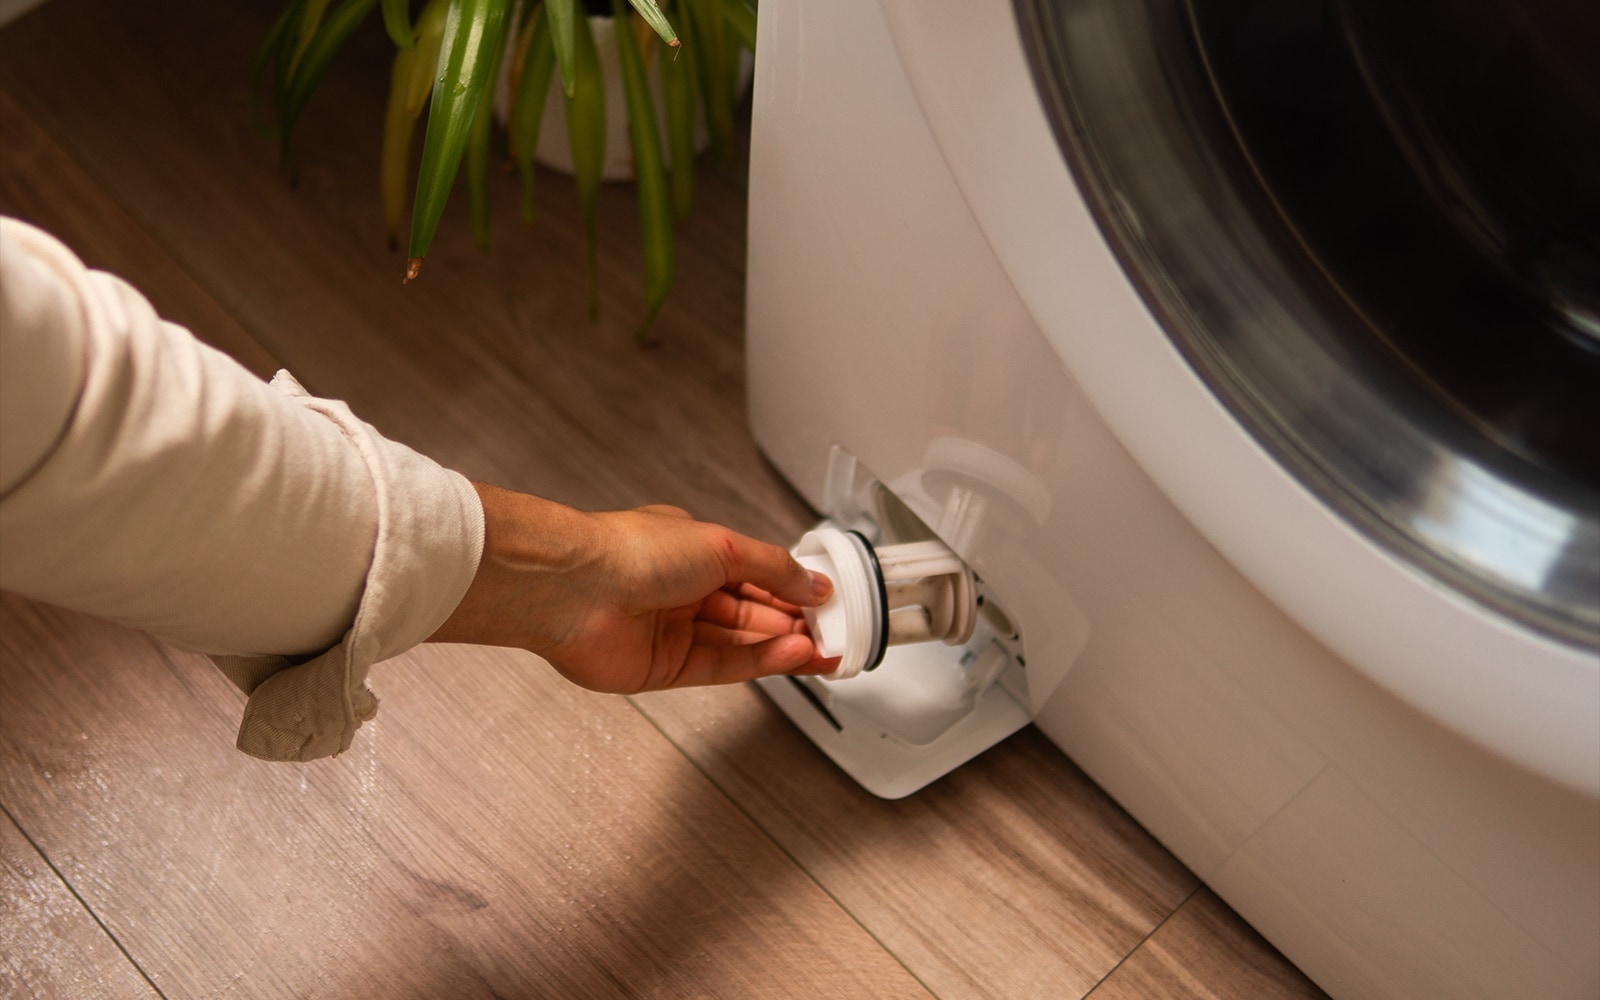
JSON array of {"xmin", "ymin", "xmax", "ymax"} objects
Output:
[{"xmin": 0, "ymin": 217, "xmax": 484, "ymax": 761}]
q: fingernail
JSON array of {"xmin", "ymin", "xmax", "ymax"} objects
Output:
[{"xmin": 809, "ymin": 571, "xmax": 833, "ymax": 602}]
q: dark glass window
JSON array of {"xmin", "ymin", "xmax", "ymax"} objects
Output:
[{"xmin": 1015, "ymin": 0, "xmax": 1600, "ymax": 645}]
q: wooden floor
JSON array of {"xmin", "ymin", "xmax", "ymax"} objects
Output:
[{"xmin": 0, "ymin": 1, "xmax": 1328, "ymax": 996}]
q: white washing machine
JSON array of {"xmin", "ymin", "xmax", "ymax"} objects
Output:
[{"xmin": 744, "ymin": 1, "xmax": 1600, "ymax": 998}]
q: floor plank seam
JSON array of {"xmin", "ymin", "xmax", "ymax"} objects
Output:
[
  {"xmin": 624, "ymin": 694, "xmax": 945, "ymax": 999},
  {"xmin": 0, "ymin": 799, "xmax": 170, "ymax": 1000},
  {"xmin": 1078, "ymin": 884, "xmax": 1200, "ymax": 1000}
]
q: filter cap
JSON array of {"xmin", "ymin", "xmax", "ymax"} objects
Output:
[{"xmin": 792, "ymin": 527, "xmax": 884, "ymax": 680}]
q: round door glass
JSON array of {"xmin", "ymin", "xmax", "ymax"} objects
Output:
[{"xmin": 1014, "ymin": 0, "xmax": 1600, "ymax": 647}]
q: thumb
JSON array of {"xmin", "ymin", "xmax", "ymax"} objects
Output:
[{"xmin": 718, "ymin": 531, "xmax": 833, "ymax": 608}]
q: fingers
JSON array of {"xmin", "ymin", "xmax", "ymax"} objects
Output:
[
  {"xmin": 733, "ymin": 582, "xmax": 805, "ymax": 615},
  {"xmin": 677, "ymin": 633, "xmax": 838, "ymax": 687},
  {"xmin": 700, "ymin": 589, "xmax": 806, "ymax": 637},
  {"xmin": 715, "ymin": 530, "xmax": 833, "ymax": 609},
  {"xmin": 637, "ymin": 504, "xmax": 693, "ymax": 520},
  {"xmin": 623, "ymin": 503, "xmax": 832, "ymax": 610},
  {"xmin": 692, "ymin": 621, "xmax": 780, "ymax": 647}
]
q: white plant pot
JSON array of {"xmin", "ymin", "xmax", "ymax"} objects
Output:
[{"xmin": 494, "ymin": 15, "xmax": 729, "ymax": 181}]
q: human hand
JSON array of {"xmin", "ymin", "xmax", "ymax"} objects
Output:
[{"xmin": 427, "ymin": 483, "xmax": 839, "ymax": 693}]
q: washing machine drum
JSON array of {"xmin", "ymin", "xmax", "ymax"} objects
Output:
[{"xmin": 1015, "ymin": 0, "xmax": 1600, "ymax": 648}]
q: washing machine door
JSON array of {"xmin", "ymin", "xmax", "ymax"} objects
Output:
[{"xmin": 1012, "ymin": 0, "xmax": 1600, "ymax": 648}]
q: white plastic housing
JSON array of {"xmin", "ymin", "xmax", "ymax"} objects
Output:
[{"xmin": 762, "ymin": 518, "xmax": 1036, "ymax": 798}]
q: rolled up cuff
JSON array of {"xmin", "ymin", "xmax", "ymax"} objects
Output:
[{"xmin": 212, "ymin": 370, "xmax": 484, "ymax": 762}]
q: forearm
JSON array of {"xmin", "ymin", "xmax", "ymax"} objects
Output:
[
  {"xmin": 1, "ymin": 217, "xmax": 485, "ymax": 761},
  {"xmin": 0, "ymin": 218, "xmax": 461, "ymax": 657}
]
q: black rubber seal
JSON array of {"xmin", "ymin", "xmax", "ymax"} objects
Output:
[{"xmin": 848, "ymin": 530, "xmax": 891, "ymax": 671}]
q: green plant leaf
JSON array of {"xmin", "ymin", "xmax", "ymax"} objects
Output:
[
  {"xmin": 658, "ymin": 26, "xmax": 696, "ymax": 222},
  {"xmin": 254, "ymin": 0, "xmax": 305, "ymax": 143},
  {"xmin": 714, "ymin": 0, "xmax": 754, "ymax": 53},
  {"xmin": 381, "ymin": 44, "xmax": 421, "ymax": 244},
  {"xmin": 253, "ymin": 0, "xmax": 304, "ymax": 92},
  {"xmin": 404, "ymin": 0, "xmax": 452, "ymax": 115},
  {"xmin": 547, "ymin": 0, "xmax": 577, "ymax": 98},
  {"xmin": 623, "ymin": 0, "xmax": 677, "ymax": 48},
  {"xmin": 466, "ymin": 9, "xmax": 508, "ymax": 251},
  {"xmin": 682, "ymin": 0, "xmax": 734, "ymax": 165},
  {"xmin": 614, "ymin": 2, "xmax": 674, "ymax": 339},
  {"xmin": 280, "ymin": 0, "xmax": 378, "ymax": 159},
  {"xmin": 510, "ymin": 6, "xmax": 556, "ymax": 222},
  {"xmin": 382, "ymin": 0, "xmax": 414, "ymax": 47},
  {"xmin": 264, "ymin": 0, "xmax": 310, "ymax": 132},
  {"xmin": 289, "ymin": 0, "xmax": 335, "ymax": 76},
  {"xmin": 564, "ymin": 11, "xmax": 606, "ymax": 316},
  {"xmin": 406, "ymin": 0, "xmax": 513, "ymax": 278}
]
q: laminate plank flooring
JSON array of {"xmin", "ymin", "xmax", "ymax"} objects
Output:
[
  {"xmin": 1086, "ymin": 888, "xmax": 1328, "ymax": 1000},
  {"xmin": 631, "ymin": 685, "xmax": 1198, "ymax": 1000},
  {"xmin": 0, "ymin": 595, "xmax": 931, "ymax": 998},
  {"xmin": 1, "ymin": 807, "xmax": 159, "ymax": 999},
  {"xmin": 0, "ymin": 91, "xmax": 281, "ymax": 380},
  {"xmin": 0, "ymin": 0, "xmax": 1325, "ymax": 996}
]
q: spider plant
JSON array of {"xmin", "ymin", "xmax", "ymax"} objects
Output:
[{"xmin": 255, "ymin": 0, "xmax": 755, "ymax": 339}]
